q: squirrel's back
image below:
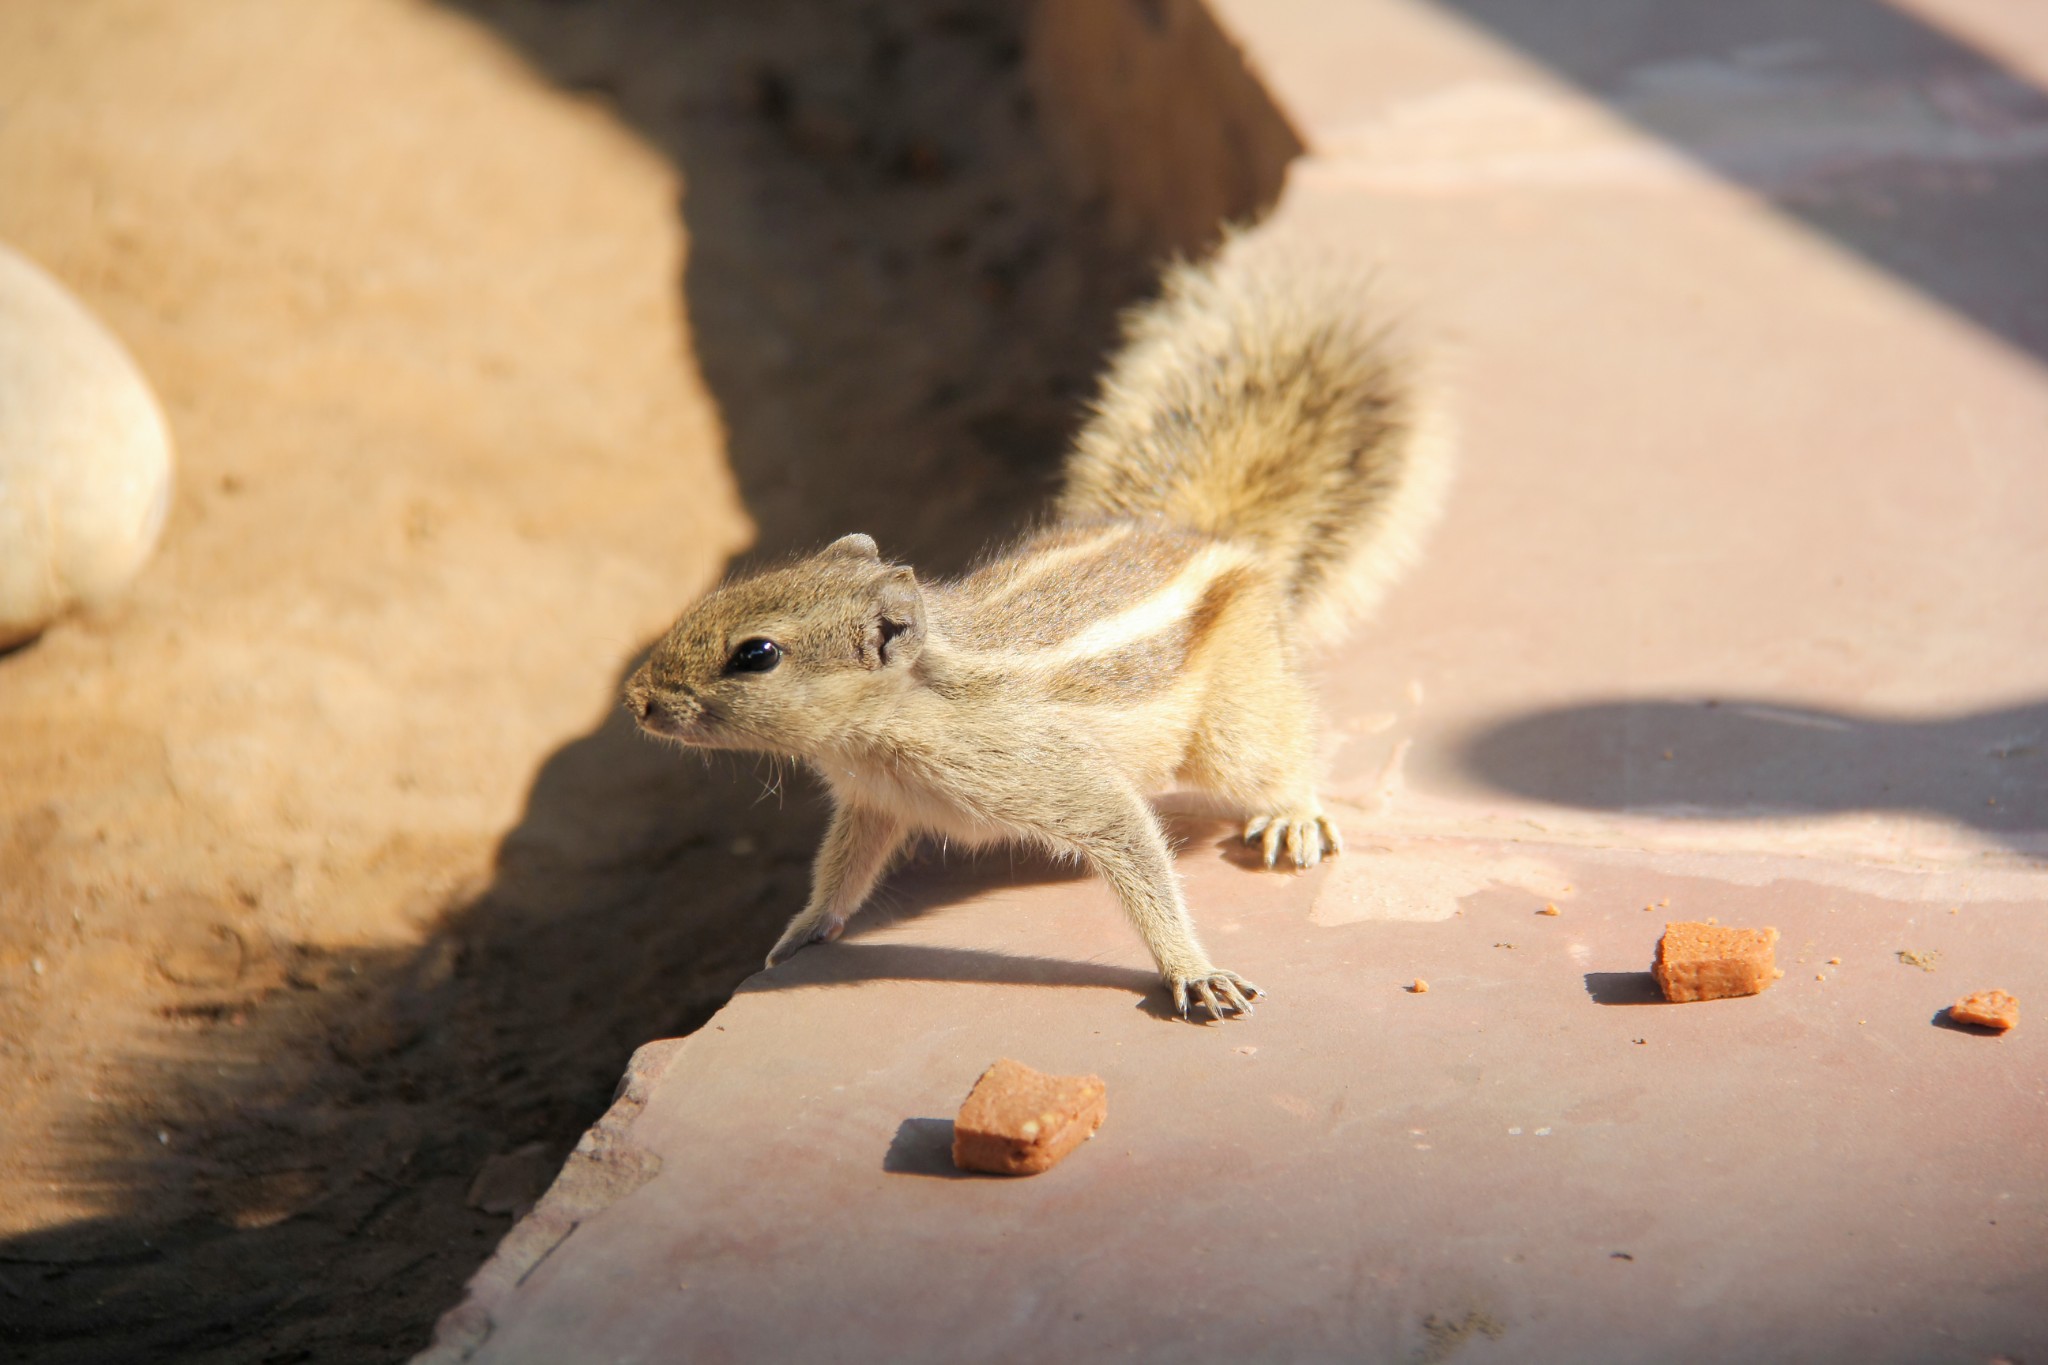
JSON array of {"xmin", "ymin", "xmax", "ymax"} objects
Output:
[{"xmin": 1054, "ymin": 231, "xmax": 1452, "ymax": 641}]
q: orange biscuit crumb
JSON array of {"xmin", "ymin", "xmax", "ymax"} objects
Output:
[
  {"xmin": 1652, "ymin": 922, "xmax": 1780, "ymax": 1003},
  {"xmin": 1949, "ymin": 990, "xmax": 2018, "ymax": 1032},
  {"xmin": 953, "ymin": 1060, "xmax": 1106, "ymax": 1175},
  {"xmin": 1538, "ymin": 904, "xmax": 1559, "ymax": 916},
  {"xmin": 1410, "ymin": 978, "xmax": 1429, "ymax": 994}
]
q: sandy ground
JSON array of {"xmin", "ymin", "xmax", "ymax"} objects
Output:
[{"xmin": 0, "ymin": 1, "xmax": 1149, "ymax": 1358}]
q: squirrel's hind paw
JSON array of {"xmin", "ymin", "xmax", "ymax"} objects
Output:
[
  {"xmin": 1244, "ymin": 811, "xmax": 1343, "ymax": 870},
  {"xmin": 1170, "ymin": 969, "xmax": 1261, "ymax": 1022}
]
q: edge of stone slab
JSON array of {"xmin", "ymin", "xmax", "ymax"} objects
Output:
[{"xmin": 411, "ymin": 1036, "xmax": 686, "ymax": 1365}]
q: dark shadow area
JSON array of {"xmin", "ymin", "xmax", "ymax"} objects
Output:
[
  {"xmin": 843, "ymin": 837, "xmax": 1094, "ymax": 925},
  {"xmin": 1433, "ymin": 0, "xmax": 2048, "ymax": 361},
  {"xmin": 1458, "ymin": 697, "xmax": 2047, "ymax": 851},
  {"xmin": 1584, "ymin": 971, "xmax": 1664, "ymax": 1005},
  {"xmin": 882, "ymin": 1117, "xmax": 969, "ymax": 1178},
  {"xmin": 0, "ymin": 3, "xmax": 1303, "ymax": 1362},
  {"xmin": 1213, "ymin": 844, "xmax": 1266, "ymax": 874},
  {"xmin": 744, "ymin": 940, "xmax": 1160, "ymax": 997}
]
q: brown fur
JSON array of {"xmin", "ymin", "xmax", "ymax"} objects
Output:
[{"xmin": 623, "ymin": 232, "xmax": 1451, "ymax": 1020}]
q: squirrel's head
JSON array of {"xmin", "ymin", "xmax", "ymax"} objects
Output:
[{"xmin": 623, "ymin": 533, "xmax": 927, "ymax": 756}]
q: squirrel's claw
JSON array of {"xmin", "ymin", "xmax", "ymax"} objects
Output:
[
  {"xmin": 1245, "ymin": 811, "xmax": 1343, "ymax": 870},
  {"xmin": 1170, "ymin": 969, "xmax": 1260, "ymax": 1022}
]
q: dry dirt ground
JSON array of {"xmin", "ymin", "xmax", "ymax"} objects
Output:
[{"xmin": 0, "ymin": 2, "xmax": 1157, "ymax": 1358}]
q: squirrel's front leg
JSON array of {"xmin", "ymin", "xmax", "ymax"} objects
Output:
[
  {"xmin": 767, "ymin": 800, "xmax": 905, "ymax": 968},
  {"xmin": 1040, "ymin": 784, "xmax": 1260, "ymax": 1022}
]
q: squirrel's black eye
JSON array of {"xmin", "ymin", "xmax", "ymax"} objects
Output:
[{"xmin": 725, "ymin": 638, "xmax": 782, "ymax": 674}]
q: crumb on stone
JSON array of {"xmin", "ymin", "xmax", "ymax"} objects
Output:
[{"xmin": 1949, "ymin": 990, "xmax": 2017, "ymax": 1032}]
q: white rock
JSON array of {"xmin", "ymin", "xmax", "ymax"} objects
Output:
[{"xmin": 0, "ymin": 243, "xmax": 173, "ymax": 648}]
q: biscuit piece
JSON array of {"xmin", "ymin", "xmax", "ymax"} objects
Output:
[
  {"xmin": 1950, "ymin": 990, "xmax": 2018, "ymax": 1031},
  {"xmin": 1652, "ymin": 922, "xmax": 1780, "ymax": 1003},
  {"xmin": 952, "ymin": 1059, "xmax": 1106, "ymax": 1176}
]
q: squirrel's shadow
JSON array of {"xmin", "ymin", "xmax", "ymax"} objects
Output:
[
  {"xmin": 748, "ymin": 932, "xmax": 1178, "ymax": 1022},
  {"xmin": 739, "ymin": 812, "xmax": 1224, "ymax": 1019}
]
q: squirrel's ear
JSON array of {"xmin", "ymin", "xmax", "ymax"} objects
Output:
[
  {"xmin": 824, "ymin": 533, "xmax": 880, "ymax": 562},
  {"xmin": 862, "ymin": 566, "xmax": 926, "ymax": 670}
]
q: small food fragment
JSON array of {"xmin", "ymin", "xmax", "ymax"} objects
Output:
[
  {"xmin": 1651, "ymin": 922, "xmax": 1780, "ymax": 1003},
  {"xmin": 1538, "ymin": 904, "xmax": 1560, "ymax": 916},
  {"xmin": 1897, "ymin": 949, "xmax": 1941, "ymax": 972},
  {"xmin": 952, "ymin": 1059, "xmax": 1106, "ymax": 1176},
  {"xmin": 1949, "ymin": 990, "xmax": 2018, "ymax": 1032},
  {"xmin": 1410, "ymin": 978, "xmax": 1429, "ymax": 994},
  {"xmin": 1827, "ymin": 957, "xmax": 1841, "ymax": 965}
]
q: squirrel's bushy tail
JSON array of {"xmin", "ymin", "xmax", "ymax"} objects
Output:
[{"xmin": 1055, "ymin": 230, "xmax": 1452, "ymax": 641}]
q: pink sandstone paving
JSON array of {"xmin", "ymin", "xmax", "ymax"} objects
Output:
[
  {"xmin": 421, "ymin": 1, "xmax": 2048, "ymax": 1359},
  {"xmin": 424, "ymin": 850, "xmax": 2045, "ymax": 1364}
]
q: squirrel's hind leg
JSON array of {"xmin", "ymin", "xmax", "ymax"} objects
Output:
[{"xmin": 1178, "ymin": 650, "xmax": 1341, "ymax": 871}]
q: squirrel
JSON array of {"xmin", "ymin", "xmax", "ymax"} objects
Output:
[{"xmin": 623, "ymin": 231, "xmax": 1452, "ymax": 1020}]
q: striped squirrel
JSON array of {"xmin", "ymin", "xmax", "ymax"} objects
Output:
[{"xmin": 624, "ymin": 232, "xmax": 1451, "ymax": 1020}]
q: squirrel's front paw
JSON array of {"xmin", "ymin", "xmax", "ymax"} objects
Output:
[
  {"xmin": 765, "ymin": 911, "xmax": 846, "ymax": 968},
  {"xmin": 1244, "ymin": 810, "xmax": 1343, "ymax": 870},
  {"xmin": 1169, "ymin": 968, "xmax": 1260, "ymax": 1021}
]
